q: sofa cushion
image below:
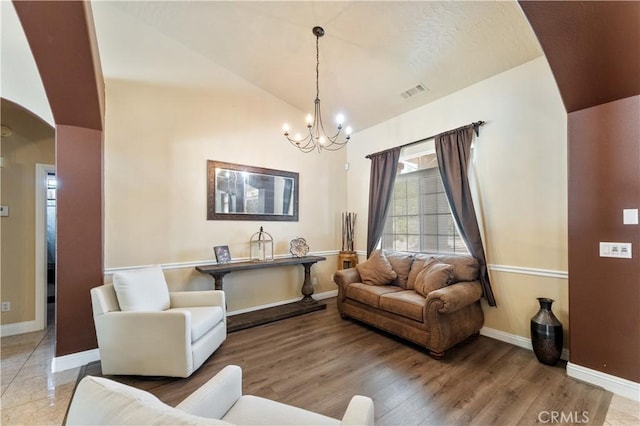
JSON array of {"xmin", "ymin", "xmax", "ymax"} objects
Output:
[
  {"xmin": 170, "ymin": 306, "xmax": 225, "ymax": 342},
  {"xmin": 413, "ymin": 259, "xmax": 454, "ymax": 297},
  {"xmin": 379, "ymin": 291, "xmax": 425, "ymax": 322},
  {"xmin": 384, "ymin": 250, "xmax": 415, "ymax": 288},
  {"xmin": 66, "ymin": 376, "xmax": 229, "ymax": 425},
  {"xmin": 345, "ymin": 283, "xmax": 404, "ymax": 309},
  {"xmin": 112, "ymin": 265, "xmax": 171, "ymax": 312},
  {"xmin": 222, "ymin": 395, "xmax": 339, "ymax": 425},
  {"xmin": 355, "ymin": 250, "xmax": 397, "ymax": 286},
  {"xmin": 407, "ymin": 254, "xmax": 479, "ymax": 288}
]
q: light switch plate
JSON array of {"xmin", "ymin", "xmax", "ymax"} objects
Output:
[
  {"xmin": 623, "ymin": 209, "xmax": 639, "ymax": 225},
  {"xmin": 0, "ymin": 206, "xmax": 8, "ymax": 217}
]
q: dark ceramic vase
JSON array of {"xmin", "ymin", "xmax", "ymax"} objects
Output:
[{"xmin": 530, "ymin": 297, "xmax": 563, "ymax": 366}]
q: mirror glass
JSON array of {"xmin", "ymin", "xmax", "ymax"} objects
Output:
[{"xmin": 207, "ymin": 161, "xmax": 299, "ymax": 221}]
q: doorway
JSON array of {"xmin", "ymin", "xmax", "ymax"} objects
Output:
[
  {"xmin": 46, "ymin": 171, "xmax": 56, "ymax": 325},
  {"xmin": 1, "ymin": 98, "xmax": 55, "ymax": 337},
  {"xmin": 35, "ymin": 163, "xmax": 55, "ymax": 330}
]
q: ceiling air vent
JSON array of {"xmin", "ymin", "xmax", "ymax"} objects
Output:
[{"xmin": 400, "ymin": 83, "xmax": 427, "ymax": 99}]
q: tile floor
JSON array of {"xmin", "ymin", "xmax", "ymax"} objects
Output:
[{"xmin": 1, "ymin": 323, "xmax": 639, "ymax": 425}]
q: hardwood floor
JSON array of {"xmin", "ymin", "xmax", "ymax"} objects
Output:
[{"xmin": 85, "ymin": 298, "xmax": 613, "ymax": 425}]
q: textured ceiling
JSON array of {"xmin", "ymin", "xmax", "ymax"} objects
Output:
[{"xmin": 91, "ymin": 1, "xmax": 543, "ymax": 132}]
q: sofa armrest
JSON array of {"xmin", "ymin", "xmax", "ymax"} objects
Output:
[
  {"xmin": 426, "ymin": 281, "xmax": 482, "ymax": 314},
  {"xmin": 94, "ymin": 310, "xmax": 193, "ymax": 375},
  {"xmin": 334, "ymin": 268, "xmax": 361, "ymax": 287},
  {"xmin": 96, "ymin": 310, "xmax": 190, "ymax": 345},
  {"xmin": 170, "ymin": 290, "xmax": 225, "ymax": 309},
  {"xmin": 340, "ymin": 395, "xmax": 375, "ymax": 426},
  {"xmin": 176, "ymin": 365, "xmax": 242, "ymax": 419}
]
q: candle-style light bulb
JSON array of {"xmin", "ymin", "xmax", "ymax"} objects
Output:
[
  {"xmin": 345, "ymin": 126, "xmax": 353, "ymax": 135},
  {"xmin": 305, "ymin": 114, "xmax": 313, "ymax": 127},
  {"xmin": 336, "ymin": 114, "xmax": 345, "ymax": 126},
  {"xmin": 283, "ymin": 123, "xmax": 290, "ymax": 135},
  {"xmin": 318, "ymin": 136, "xmax": 326, "ymax": 146}
]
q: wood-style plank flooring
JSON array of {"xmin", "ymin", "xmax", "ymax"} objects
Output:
[{"xmin": 84, "ymin": 298, "xmax": 613, "ymax": 425}]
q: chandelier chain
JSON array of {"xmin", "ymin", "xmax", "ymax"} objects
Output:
[{"xmin": 315, "ymin": 35, "xmax": 320, "ymax": 101}]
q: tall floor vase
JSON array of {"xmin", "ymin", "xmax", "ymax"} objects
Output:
[{"xmin": 530, "ymin": 297, "xmax": 563, "ymax": 366}]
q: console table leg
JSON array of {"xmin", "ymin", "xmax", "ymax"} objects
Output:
[
  {"xmin": 213, "ymin": 275, "xmax": 224, "ymax": 291},
  {"xmin": 301, "ymin": 263, "xmax": 315, "ymax": 303}
]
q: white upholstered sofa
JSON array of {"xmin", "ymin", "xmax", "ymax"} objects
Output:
[
  {"xmin": 91, "ymin": 265, "xmax": 226, "ymax": 377},
  {"xmin": 65, "ymin": 365, "xmax": 375, "ymax": 425}
]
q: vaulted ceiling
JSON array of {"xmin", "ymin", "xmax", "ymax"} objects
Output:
[{"xmin": 90, "ymin": 1, "xmax": 543, "ymax": 132}]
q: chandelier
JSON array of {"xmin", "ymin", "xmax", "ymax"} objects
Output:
[{"xmin": 283, "ymin": 26, "xmax": 352, "ymax": 153}]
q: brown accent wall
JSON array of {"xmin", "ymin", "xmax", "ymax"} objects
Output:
[
  {"xmin": 55, "ymin": 125, "xmax": 103, "ymax": 354},
  {"xmin": 521, "ymin": 1, "xmax": 640, "ymax": 383},
  {"xmin": 568, "ymin": 96, "xmax": 640, "ymax": 382},
  {"xmin": 519, "ymin": 1, "xmax": 640, "ymax": 113},
  {"xmin": 12, "ymin": 1, "xmax": 104, "ymax": 130},
  {"xmin": 14, "ymin": 1, "xmax": 104, "ymax": 356}
]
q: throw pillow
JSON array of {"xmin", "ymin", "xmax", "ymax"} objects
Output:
[
  {"xmin": 384, "ymin": 250, "xmax": 414, "ymax": 288},
  {"xmin": 112, "ymin": 265, "xmax": 170, "ymax": 311},
  {"xmin": 406, "ymin": 254, "xmax": 432, "ymax": 290},
  {"xmin": 414, "ymin": 259, "xmax": 454, "ymax": 297},
  {"xmin": 356, "ymin": 249, "xmax": 397, "ymax": 286}
]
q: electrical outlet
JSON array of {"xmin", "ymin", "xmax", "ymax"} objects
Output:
[{"xmin": 1, "ymin": 302, "xmax": 10, "ymax": 312}]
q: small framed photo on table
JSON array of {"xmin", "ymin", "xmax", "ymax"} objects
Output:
[{"xmin": 214, "ymin": 245, "xmax": 231, "ymax": 264}]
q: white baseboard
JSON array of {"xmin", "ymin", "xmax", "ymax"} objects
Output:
[
  {"xmin": 228, "ymin": 289, "xmax": 338, "ymax": 316},
  {"xmin": 47, "ymin": 307, "xmax": 640, "ymax": 402},
  {"xmin": 1, "ymin": 320, "xmax": 41, "ymax": 337},
  {"xmin": 483, "ymin": 326, "xmax": 640, "ymax": 400},
  {"xmin": 567, "ymin": 362, "xmax": 640, "ymax": 401},
  {"xmin": 480, "ymin": 326, "xmax": 570, "ymax": 361},
  {"xmin": 51, "ymin": 348, "xmax": 100, "ymax": 373}
]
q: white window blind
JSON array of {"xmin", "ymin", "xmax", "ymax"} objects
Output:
[{"xmin": 381, "ymin": 151, "xmax": 468, "ymax": 255}]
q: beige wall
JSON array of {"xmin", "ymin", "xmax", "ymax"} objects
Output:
[
  {"xmin": 103, "ymin": 79, "xmax": 347, "ymax": 312},
  {"xmin": 0, "ymin": 114, "xmax": 54, "ymax": 325},
  {"xmin": 346, "ymin": 57, "xmax": 569, "ymax": 345}
]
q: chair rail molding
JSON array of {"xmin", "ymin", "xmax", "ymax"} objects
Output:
[
  {"xmin": 104, "ymin": 250, "xmax": 340, "ymax": 275},
  {"xmin": 488, "ymin": 264, "xmax": 568, "ymax": 279}
]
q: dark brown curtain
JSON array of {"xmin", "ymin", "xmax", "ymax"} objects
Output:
[
  {"xmin": 435, "ymin": 125, "xmax": 496, "ymax": 306},
  {"xmin": 366, "ymin": 147, "xmax": 401, "ymax": 256}
]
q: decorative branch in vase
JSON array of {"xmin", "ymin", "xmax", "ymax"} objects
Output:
[{"xmin": 341, "ymin": 212, "xmax": 357, "ymax": 252}]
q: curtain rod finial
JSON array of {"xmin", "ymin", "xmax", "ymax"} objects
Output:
[{"xmin": 473, "ymin": 121, "xmax": 485, "ymax": 137}]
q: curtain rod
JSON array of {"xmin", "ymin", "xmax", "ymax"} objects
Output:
[{"xmin": 366, "ymin": 120, "xmax": 485, "ymax": 159}]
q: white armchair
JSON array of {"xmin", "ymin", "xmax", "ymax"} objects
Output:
[
  {"xmin": 66, "ymin": 365, "xmax": 375, "ymax": 425},
  {"xmin": 90, "ymin": 265, "xmax": 226, "ymax": 378}
]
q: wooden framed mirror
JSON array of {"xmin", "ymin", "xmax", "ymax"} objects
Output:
[{"xmin": 207, "ymin": 160, "xmax": 299, "ymax": 221}]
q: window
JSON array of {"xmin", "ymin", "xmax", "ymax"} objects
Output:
[{"xmin": 381, "ymin": 149, "xmax": 468, "ymax": 255}]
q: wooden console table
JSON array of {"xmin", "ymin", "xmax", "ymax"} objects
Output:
[{"xmin": 196, "ymin": 255, "xmax": 326, "ymax": 331}]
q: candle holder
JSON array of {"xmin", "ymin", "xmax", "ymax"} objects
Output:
[{"xmin": 250, "ymin": 226, "xmax": 274, "ymax": 262}]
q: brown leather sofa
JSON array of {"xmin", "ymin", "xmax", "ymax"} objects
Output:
[{"xmin": 334, "ymin": 250, "xmax": 484, "ymax": 358}]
